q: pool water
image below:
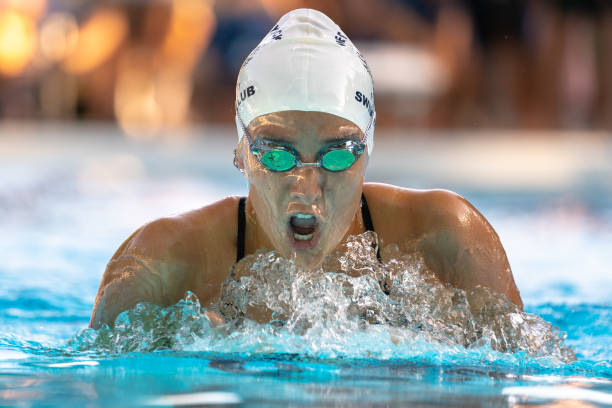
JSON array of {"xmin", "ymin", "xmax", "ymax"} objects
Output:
[{"xmin": 1, "ymin": 124, "xmax": 611, "ymax": 407}]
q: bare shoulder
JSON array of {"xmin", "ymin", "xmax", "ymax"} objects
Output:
[
  {"xmin": 90, "ymin": 196, "xmax": 241, "ymax": 328},
  {"xmin": 108, "ymin": 195, "xmax": 241, "ymax": 290},
  {"xmin": 124, "ymin": 196, "xmax": 240, "ymax": 259},
  {"xmin": 364, "ymin": 182, "xmax": 461, "ymax": 207},
  {"xmin": 363, "ymin": 183, "xmax": 522, "ymax": 309},
  {"xmin": 362, "ymin": 183, "xmax": 475, "ymax": 239}
]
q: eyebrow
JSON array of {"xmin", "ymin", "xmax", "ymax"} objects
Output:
[
  {"xmin": 251, "ymin": 124, "xmax": 293, "ymax": 140},
  {"xmin": 333, "ymin": 127, "xmax": 362, "ymax": 140},
  {"xmin": 253, "ymin": 124, "xmax": 362, "ymax": 144}
]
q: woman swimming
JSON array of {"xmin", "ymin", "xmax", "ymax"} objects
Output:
[{"xmin": 89, "ymin": 8, "xmax": 522, "ymax": 329}]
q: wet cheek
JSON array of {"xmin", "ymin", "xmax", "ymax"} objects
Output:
[
  {"xmin": 326, "ymin": 171, "xmax": 361, "ymax": 196},
  {"xmin": 323, "ymin": 173, "xmax": 361, "ymax": 219},
  {"xmin": 250, "ymin": 173, "xmax": 291, "ymax": 229}
]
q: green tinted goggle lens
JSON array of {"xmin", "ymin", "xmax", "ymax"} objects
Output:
[
  {"xmin": 258, "ymin": 147, "xmax": 358, "ymax": 172},
  {"xmin": 260, "ymin": 149, "xmax": 296, "ymax": 172},
  {"xmin": 320, "ymin": 149, "xmax": 356, "ymax": 171}
]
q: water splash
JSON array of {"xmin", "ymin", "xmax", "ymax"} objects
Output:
[
  {"xmin": 67, "ymin": 294, "xmax": 208, "ymax": 354},
  {"xmin": 68, "ymin": 232, "xmax": 575, "ymax": 364}
]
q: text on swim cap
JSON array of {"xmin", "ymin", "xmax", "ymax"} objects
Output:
[
  {"xmin": 237, "ymin": 85, "xmax": 255, "ymax": 107},
  {"xmin": 271, "ymin": 24, "xmax": 282, "ymax": 40},
  {"xmin": 355, "ymin": 91, "xmax": 374, "ymax": 117}
]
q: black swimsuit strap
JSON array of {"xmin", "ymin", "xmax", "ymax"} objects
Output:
[
  {"xmin": 236, "ymin": 196, "xmax": 246, "ymax": 263},
  {"xmin": 361, "ymin": 193, "xmax": 382, "ymax": 261},
  {"xmin": 236, "ymin": 194, "xmax": 380, "ymax": 263},
  {"xmin": 360, "ymin": 193, "xmax": 375, "ymax": 232}
]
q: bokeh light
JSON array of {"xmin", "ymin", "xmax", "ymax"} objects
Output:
[
  {"xmin": 0, "ymin": 9, "xmax": 37, "ymax": 77},
  {"xmin": 0, "ymin": 1, "xmax": 609, "ymax": 129},
  {"xmin": 160, "ymin": 0, "xmax": 216, "ymax": 71},
  {"xmin": 39, "ymin": 12, "xmax": 79, "ymax": 63},
  {"xmin": 63, "ymin": 8, "xmax": 127, "ymax": 74},
  {"xmin": 1, "ymin": 0, "xmax": 47, "ymax": 20},
  {"xmin": 114, "ymin": 0, "xmax": 216, "ymax": 138},
  {"xmin": 114, "ymin": 48, "xmax": 163, "ymax": 139}
]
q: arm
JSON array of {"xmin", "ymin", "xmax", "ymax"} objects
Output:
[
  {"xmin": 89, "ymin": 219, "xmax": 193, "ymax": 329},
  {"xmin": 89, "ymin": 254, "xmax": 164, "ymax": 329},
  {"xmin": 417, "ymin": 191, "xmax": 523, "ymax": 309}
]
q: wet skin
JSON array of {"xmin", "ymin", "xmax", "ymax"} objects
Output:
[{"xmin": 90, "ymin": 111, "xmax": 523, "ymax": 329}]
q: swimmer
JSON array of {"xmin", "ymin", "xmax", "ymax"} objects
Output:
[{"xmin": 90, "ymin": 9, "xmax": 522, "ymax": 329}]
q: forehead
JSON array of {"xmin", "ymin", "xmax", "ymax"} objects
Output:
[{"xmin": 248, "ymin": 111, "xmax": 362, "ymax": 142}]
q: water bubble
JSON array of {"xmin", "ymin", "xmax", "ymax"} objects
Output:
[
  {"xmin": 217, "ymin": 232, "xmax": 574, "ymax": 362},
  {"xmin": 68, "ymin": 232, "xmax": 575, "ymax": 363}
]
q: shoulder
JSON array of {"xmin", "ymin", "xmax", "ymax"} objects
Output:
[
  {"xmin": 91, "ymin": 196, "xmax": 243, "ymax": 328},
  {"xmin": 121, "ymin": 196, "xmax": 241, "ymax": 260},
  {"xmin": 101, "ymin": 196, "xmax": 241, "ymax": 295},
  {"xmin": 363, "ymin": 182, "xmax": 463, "ymax": 207},
  {"xmin": 363, "ymin": 183, "xmax": 522, "ymax": 308},
  {"xmin": 363, "ymin": 183, "xmax": 480, "ymax": 239}
]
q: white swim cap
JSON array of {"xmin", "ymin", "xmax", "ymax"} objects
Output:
[{"xmin": 235, "ymin": 8, "xmax": 376, "ymax": 155}]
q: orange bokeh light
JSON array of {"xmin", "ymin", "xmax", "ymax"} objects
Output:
[
  {"xmin": 63, "ymin": 8, "xmax": 127, "ymax": 74},
  {"xmin": 160, "ymin": 0, "xmax": 216, "ymax": 71},
  {"xmin": 2, "ymin": 0, "xmax": 47, "ymax": 19},
  {"xmin": 39, "ymin": 12, "xmax": 79, "ymax": 62},
  {"xmin": 0, "ymin": 9, "xmax": 37, "ymax": 77}
]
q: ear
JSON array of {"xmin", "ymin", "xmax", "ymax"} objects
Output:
[{"xmin": 233, "ymin": 139, "xmax": 248, "ymax": 176}]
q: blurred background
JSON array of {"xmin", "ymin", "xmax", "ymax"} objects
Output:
[{"xmin": 1, "ymin": 0, "xmax": 611, "ymax": 131}]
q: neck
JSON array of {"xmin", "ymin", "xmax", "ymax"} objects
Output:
[{"xmin": 340, "ymin": 203, "xmax": 367, "ymax": 243}]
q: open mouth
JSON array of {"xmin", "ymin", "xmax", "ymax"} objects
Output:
[{"xmin": 288, "ymin": 213, "xmax": 320, "ymax": 248}]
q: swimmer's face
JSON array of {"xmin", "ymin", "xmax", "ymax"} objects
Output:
[{"xmin": 237, "ymin": 110, "xmax": 367, "ymax": 269}]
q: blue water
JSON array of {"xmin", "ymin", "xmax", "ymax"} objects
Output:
[{"xmin": 1, "ymin": 126, "xmax": 611, "ymax": 407}]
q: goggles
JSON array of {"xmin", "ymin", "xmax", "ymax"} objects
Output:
[{"xmin": 236, "ymin": 111, "xmax": 367, "ymax": 172}]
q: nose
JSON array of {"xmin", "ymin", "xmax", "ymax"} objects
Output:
[{"xmin": 289, "ymin": 165, "xmax": 323, "ymax": 204}]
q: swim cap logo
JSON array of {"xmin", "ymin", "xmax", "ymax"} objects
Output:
[
  {"xmin": 271, "ymin": 24, "xmax": 282, "ymax": 40},
  {"xmin": 335, "ymin": 31, "xmax": 347, "ymax": 46},
  {"xmin": 237, "ymin": 85, "xmax": 255, "ymax": 107},
  {"xmin": 355, "ymin": 91, "xmax": 374, "ymax": 117}
]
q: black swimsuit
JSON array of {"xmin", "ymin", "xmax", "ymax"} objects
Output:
[{"xmin": 236, "ymin": 194, "xmax": 380, "ymax": 262}]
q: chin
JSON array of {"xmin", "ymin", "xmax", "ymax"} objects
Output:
[{"xmin": 293, "ymin": 254, "xmax": 325, "ymax": 270}]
